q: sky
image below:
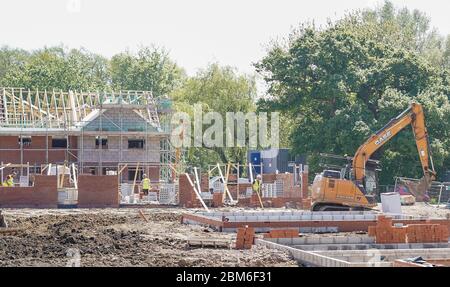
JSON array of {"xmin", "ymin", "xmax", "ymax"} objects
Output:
[{"xmin": 0, "ymin": 0, "xmax": 449, "ymax": 77}]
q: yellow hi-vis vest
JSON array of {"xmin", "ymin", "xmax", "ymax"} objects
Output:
[
  {"xmin": 6, "ymin": 178, "xmax": 14, "ymax": 187},
  {"xmin": 142, "ymin": 178, "xmax": 151, "ymax": 190},
  {"xmin": 252, "ymin": 179, "xmax": 261, "ymax": 193}
]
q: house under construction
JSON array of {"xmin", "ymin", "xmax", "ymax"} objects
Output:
[{"xmin": 0, "ymin": 87, "xmax": 175, "ymax": 185}]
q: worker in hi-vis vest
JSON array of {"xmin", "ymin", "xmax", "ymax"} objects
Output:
[
  {"xmin": 252, "ymin": 174, "xmax": 262, "ymax": 194},
  {"xmin": 5, "ymin": 175, "xmax": 14, "ymax": 187},
  {"xmin": 141, "ymin": 174, "xmax": 151, "ymax": 198}
]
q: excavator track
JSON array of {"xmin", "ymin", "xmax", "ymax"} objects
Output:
[{"xmin": 311, "ymin": 203, "xmax": 350, "ymax": 212}]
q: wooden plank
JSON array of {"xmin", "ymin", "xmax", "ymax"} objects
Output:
[
  {"xmin": 187, "ymin": 237, "xmax": 232, "ymax": 249},
  {"xmin": 131, "ymin": 162, "xmax": 140, "ymax": 194},
  {"xmin": 217, "ymin": 163, "xmax": 234, "ymax": 202},
  {"xmin": 138, "ymin": 209, "xmax": 149, "ymax": 222},
  {"xmin": 0, "ymin": 228, "xmax": 24, "ymax": 235}
]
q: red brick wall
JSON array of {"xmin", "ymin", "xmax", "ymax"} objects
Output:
[
  {"xmin": 0, "ymin": 135, "xmax": 78, "ymax": 165},
  {"xmin": 301, "ymin": 171, "xmax": 309, "ymax": 198},
  {"xmin": 77, "ymin": 175, "xmax": 119, "ymax": 208},
  {"xmin": 0, "ymin": 175, "xmax": 58, "ymax": 208},
  {"xmin": 178, "ymin": 174, "xmax": 202, "ymax": 208}
]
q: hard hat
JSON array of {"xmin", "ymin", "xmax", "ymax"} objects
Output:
[
  {"xmin": 143, "ymin": 174, "xmax": 147, "ymax": 178},
  {"xmin": 256, "ymin": 174, "xmax": 262, "ymax": 179}
]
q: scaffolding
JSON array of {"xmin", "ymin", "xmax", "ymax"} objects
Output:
[{"xmin": 0, "ymin": 87, "xmax": 176, "ymax": 183}]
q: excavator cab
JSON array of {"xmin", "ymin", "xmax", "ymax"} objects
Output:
[{"xmin": 312, "ymin": 166, "xmax": 378, "ymax": 211}]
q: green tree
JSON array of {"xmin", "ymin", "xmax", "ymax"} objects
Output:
[
  {"xmin": 1, "ymin": 46, "xmax": 109, "ymax": 91},
  {"xmin": 358, "ymin": 0, "xmax": 449, "ymax": 69},
  {"xmin": 110, "ymin": 46, "xmax": 184, "ymax": 96},
  {"xmin": 256, "ymin": 9, "xmax": 450, "ymax": 184},
  {"xmin": 0, "ymin": 46, "xmax": 30, "ymax": 85},
  {"xmin": 171, "ymin": 63, "xmax": 257, "ymax": 169}
]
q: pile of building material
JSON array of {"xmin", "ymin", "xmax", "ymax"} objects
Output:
[
  {"xmin": 368, "ymin": 215, "xmax": 449, "ymax": 244},
  {"xmin": 235, "ymin": 226, "xmax": 255, "ymax": 250},
  {"xmin": 182, "ymin": 210, "xmax": 450, "ymax": 234}
]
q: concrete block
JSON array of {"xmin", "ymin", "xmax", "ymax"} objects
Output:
[
  {"xmin": 301, "ymin": 215, "xmax": 312, "ymax": 220},
  {"xmin": 320, "ymin": 237, "xmax": 334, "ymax": 244},
  {"xmin": 312, "ymin": 215, "xmax": 323, "ymax": 220},
  {"xmin": 292, "ymin": 238, "xmax": 307, "ymax": 245},
  {"xmin": 247, "ymin": 216, "xmax": 258, "ymax": 222},
  {"xmin": 278, "ymin": 238, "xmax": 294, "ymax": 245},
  {"xmin": 234, "ymin": 216, "xmax": 246, "ymax": 222},
  {"xmin": 347, "ymin": 237, "xmax": 363, "ymax": 244},
  {"xmin": 306, "ymin": 237, "xmax": 320, "ymax": 244},
  {"xmin": 300, "ymin": 227, "xmax": 313, "ymax": 233},
  {"xmin": 322, "ymin": 215, "xmax": 333, "ymax": 221},
  {"xmin": 333, "ymin": 236, "xmax": 347, "ymax": 243},
  {"xmin": 279, "ymin": 215, "xmax": 292, "ymax": 221},
  {"xmin": 333, "ymin": 215, "xmax": 344, "ymax": 221}
]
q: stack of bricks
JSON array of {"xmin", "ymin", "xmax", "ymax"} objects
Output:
[
  {"xmin": 200, "ymin": 174, "xmax": 209, "ymax": 193},
  {"xmin": 301, "ymin": 170, "xmax": 309, "ymax": 198},
  {"xmin": 263, "ymin": 229, "xmax": 298, "ymax": 239},
  {"xmin": 406, "ymin": 224, "xmax": 449, "ymax": 243},
  {"xmin": 368, "ymin": 216, "xmax": 406, "ymax": 244},
  {"xmin": 262, "ymin": 174, "xmax": 277, "ymax": 183},
  {"xmin": 276, "ymin": 173, "xmax": 292, "ymax": 195},
  {"xmin": 302, "ymin": 198, "xmax": 312, "ymax": 210},
  {"xmin": 235, "ymin": 226, "xmax": 255, "ymax": 249},
  {"xmin": 227, "ymin": 185, "xmax": 238, "ymax": 199},
  {"xmin": 212, "ymin": 192, "xmax": 224, "ymax": 207},
  {"xmin": 368, "ymin": 215, "xmax": 449, "ymax": 244},
  {"xmin": 250, "ymin": 193, "xmax": 262, "ymax": 207},
  {"xmin": 178, "ymin": 174, "xmax": 202, "ymax": 208}
]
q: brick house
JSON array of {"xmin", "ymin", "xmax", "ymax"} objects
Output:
[{"xmin": 0, "ymin": 88, "xmax": 173, "ymax": 184}]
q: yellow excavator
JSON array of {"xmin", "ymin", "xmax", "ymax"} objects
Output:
[{"xmin": 311, "ymin": 102, "xmax": 436, "ymax": 211}]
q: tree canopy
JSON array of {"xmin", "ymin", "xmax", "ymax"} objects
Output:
[
  {"xmin": 171, "ymin": 63, "xmax": 257, "ymax": 169},
  {"xmin": 0, "ymin": 45, "xmax": 183, "ymax": 94},
  {"xmin": 256, "ymin": 1, "xmax": 450, "ymax": 184}
]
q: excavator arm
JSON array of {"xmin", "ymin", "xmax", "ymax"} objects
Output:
[{"xmin": 352, "ymin": 102, "xmax": 436, "ymax": 185}]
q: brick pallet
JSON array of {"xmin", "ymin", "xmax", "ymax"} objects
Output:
[
  {"xmin": 235, "ymin": 226, "xmax": 255, "ymax": 249},
  {"xmin": 369, "ymin": 215, "xmax": 449, "ymax": 244}
]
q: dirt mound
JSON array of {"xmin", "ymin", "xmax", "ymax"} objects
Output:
[{"xmin": 0, "ymin": 210, "xmax": 297, "ymax": 267}]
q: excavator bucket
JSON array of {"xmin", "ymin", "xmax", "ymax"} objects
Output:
[{"xmin": 401, "ymin": 175, "xmax": 433, "ymax": 202}]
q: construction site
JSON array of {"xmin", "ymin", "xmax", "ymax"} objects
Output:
[{"xmin": 0, "ymin": 87, "xmax": 450, "ymax": 267}]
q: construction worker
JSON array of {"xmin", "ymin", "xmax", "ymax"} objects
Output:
[
  {"xmin": 141, "ymin": 174, "xmax": 151, "ymax": 199},
  {"xmin": 252, "ymin": 174, "xmax": 262, "ymax": 194},
  {"xmin": 5, "ymin": 174, "xmax": 14, "ymax": 187}
]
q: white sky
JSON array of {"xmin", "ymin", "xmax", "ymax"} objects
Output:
[{"xmin": 0, "ymin": 0, "xmax": 449, "ymax": 77}]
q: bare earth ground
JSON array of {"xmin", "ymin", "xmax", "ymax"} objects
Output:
[
  {"xmin": 1, "ymin": 203, "xmax": 448, "ymax": 267},
  {"xmin": 0, "ymin": 208, "xmax": 298, "ymax": 267}
]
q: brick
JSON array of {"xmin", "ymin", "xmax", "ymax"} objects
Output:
[
  {"xmin": 263, "ymin": 233, "xmax": 271, "ymax": 238},
  {"xmin": 179, "ymin": 174, "xmax": 202, "ymax": 208},
  {"xmin": 0, "ymin": 136, "xmax": 78, "ymax": 166},
  {"xmin": 0, "ymin": 175, "xmax": 58, "ymax": 208},
  {"xmin": 368, "ymin": 226, "xmax": 376, "ymax": 237},
  {"xmin": 302, "ymin": 198, "xmax": 312, "ymax": 210},
  {"xmin": 235, "ymin": 226, "xmax": 254, "ymax": 249},
  {"xmin": 267, "ymin": 229, "xmax": 298, "ymax": 238},
  {"xmin": 212, "ymin": 192, "xmax": 224, "ymax": 207},
  {"xmin": 77, "ymin": 175, "xmax": 119, "ymax": 208}
]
